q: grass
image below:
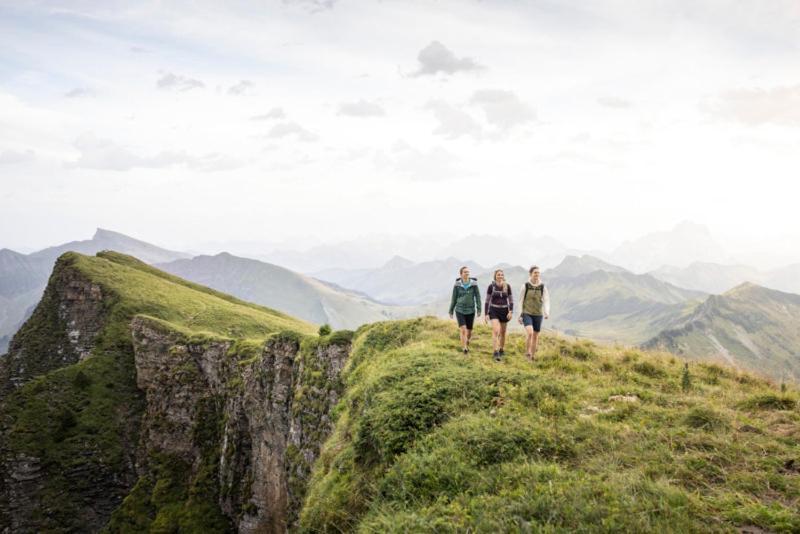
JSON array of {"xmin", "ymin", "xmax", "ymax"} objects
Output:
[
  {"xmin": 1, "ymin": 251, "xmax": 314, "ymax": 532},
  {"xmin": 300, "ymin": 317, "xmax": 800, "ymax": 533}
]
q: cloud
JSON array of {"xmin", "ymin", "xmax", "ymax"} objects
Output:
[
  {"xmin": 425, "ymin": 100, "xmax": 482, "ymax": 139},
  {"xmin": 156, "ymin": 72, "xmax": 205, "ymax": 91},
  {"xmin": 265, "ymin": 121, "xmax": 318, "ymax": 142},
  {"xmin": 0, "ymin": 149, "xmax": 36, "ymax": 165},
  {"xmin": 410, "ymin": 41, "xmax": 483, "ymax": 77},
  {"xmin": 251, "ymin": 107, "xmax": 287, "ymax": 121},
  {"xmin": 373, "ymin": 140, "xmax": 461, "ymax": 181},
  {"xmin": 337, "ymin": 100, "xmax": 386, "ymax": 117},
  {"xmin": 283, "ymin": 0, "xmax": 337, "ymax": 12},
  {"xmin": 710, "ymin": 85, "xmax": 800, "ymax": 126},
  {"xmin": 469, "ymin": 90, "xmax": 535, "ymax": 130},
  {"xmin": 64, "ymin": 87, "xmax": 94, "ymax": 98},
  {"xmin": 597, "ymin": 96, "xmax": 632, "ymax": 109},
  {"xmin": 68, "ymin": 134, "xmax": 239, "ymax": 171},
  {"xmin": 228, "ymin": 80, "xmax": 255, "ymax": 95}
]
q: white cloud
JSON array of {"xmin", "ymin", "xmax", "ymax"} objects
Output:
[
  {"xmin": 338, "ymin": 99, "xmax": 386, "ymax": 117},
  {"xmin": 410, "ymin": 41, "xmax": 483, "ymax": 77},
  {"xmin": 265, "ymin": 121, "xmax": 318, "ymax": 142},
  {"xmin": 425, "ymin": 100, "xmax": 482, "ymax": 140},
  {"xmin": 251, "ymin": 107, "xmax": 286, "ymax": 120},
  {"xmin": 597, "ymin": 96, "xmax": 632, "ymax": 109},
  {"xmin": 373, "ymin": 140, "xmax": 462, "ymax": 181},
  {"xmin": 0, "ymin": 149, "xmax": 36, "ymax": 165},
  {"xmin": 156, "ymin": 72, "xmax": 205, "ymax": 91},
  {"xmin": 228, "ymin": 80, "xmax": 255, "ymax": 95},
  {"xmin": 469, "ymin": 90, "xmax": 535, "ymax": 131},
  {"xmin": 710, "ymin": 85, "xmax": 800, "ymax": 126},
  {"xmin": 64, "ymin": 87, "xmax": 94, "ymax": 98},
  {"xmin": 68, "ymin": 134, "xmax": 239, "ymax": 172}
]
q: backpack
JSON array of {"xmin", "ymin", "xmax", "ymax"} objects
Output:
[{"xmin": 522, "ymin": 282, "xmax": 544, "ymax": 303}]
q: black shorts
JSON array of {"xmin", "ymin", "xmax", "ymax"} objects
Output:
[
  {"xmin": 455, "ymin": 312, "xmax": 475, "ymax": 329},
  {"xmin": 522, "ymin": 313, "xmax": 543, "ymax": 332},
  {"xmin": 488, "ymin": 307, "xmax": 511, "ymax": 323}
]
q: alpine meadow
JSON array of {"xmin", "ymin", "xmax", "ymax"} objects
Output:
[{"xmin": 2, "ymin": 2, "xmax": 800, "ymax": 533}]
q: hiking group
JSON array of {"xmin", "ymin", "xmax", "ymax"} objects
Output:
[{"xmin": 448, "ymin": 265, "xmax": 550, "ymax": 362}]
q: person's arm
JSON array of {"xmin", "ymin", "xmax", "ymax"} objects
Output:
[
  {"xmin": 507, "ymin": 284, "xmax": 514, "ymax": 313},
  {"xmin": 543, "ymin": 285, "xmax": 551, "ymax": 318},
  {"xmin": 474, "ymin": 285, "xmax": 482, "ymax": 316},
  {"xmin": 484, "ymin": 284, "xmax": 492, "ymax": 316},
  {"xmin": 448, "ymin": 285, "xmax": 457, "ymax": 316},
  {"xmin": 519, "ymin": 284, "xmax": 526, "ymax": 316}
]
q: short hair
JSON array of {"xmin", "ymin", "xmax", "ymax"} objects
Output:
[
  {"xmin": 459, "ymin": 265, "xmax": 469, "ymax": 275},
  {"xmin": 529, "ymin": 265, "xmax": 540, "ymax": 274}
]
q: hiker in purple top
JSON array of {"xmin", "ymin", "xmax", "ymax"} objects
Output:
[{"xmin": 484, "ymin": 269, "xmax": 513, "ymax": 361}]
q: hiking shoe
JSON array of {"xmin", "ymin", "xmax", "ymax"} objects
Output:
[
  {"xmin": 463, "ymin": 348, "xmax": 469, "ymax": 355},
  {"xmin": 499, "ymin": 349, "xmax": 505, "ymax": 357},
  {"xmin": 493, "ymin": 351, "xmax": 501, "ymax": 361},
  {"xmin": 525, "ymin": 353, "xmax": 533, "ymax": 362}
]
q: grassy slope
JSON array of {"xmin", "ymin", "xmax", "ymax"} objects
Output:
[
  {"xmin": 2, "ymin": 251, "xmax": 313, "ymax": 532},
  {"xmin": 300, "ymin": 317, "xmax": 800, "ymax": 533},
  {"xmin": 646, "ymin": 283, "xmax": 800, "ymax": 383}
]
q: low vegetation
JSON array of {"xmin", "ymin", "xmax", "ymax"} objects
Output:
[{"xmin": 301, "ymin": 317, "xmax": 800, "ymax": 533}]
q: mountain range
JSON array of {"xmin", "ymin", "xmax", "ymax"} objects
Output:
[
  {"xmin": 644, "ymin": 283, "xmax": 800, "ymax": 382},
  {"xmin": 0, "ymin": 229, "xmax": 189, "ymax": 353},
  {"xmin": 1, "ymin": 252, "xmax": 797, "ymax": 532},
  {"xmin": 157, "ymin": 253, "xmax": 415, "ymax": 329}
]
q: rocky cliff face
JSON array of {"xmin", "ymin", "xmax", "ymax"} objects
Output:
[
  {"xmin": 1, "ymin": 254, "xmax": 351, "ymax": 533},
  {"xmin": 0, "ymin": 259, "xmax": 107, "ymax": 397},
  {"xmin": 122, "ymin": 317, "xmax": 349, "ymax": 532}
]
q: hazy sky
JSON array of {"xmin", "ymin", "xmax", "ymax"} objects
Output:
[{"xmin": 1, "ymin": 0, "xmax": 800, "ymax": 254}]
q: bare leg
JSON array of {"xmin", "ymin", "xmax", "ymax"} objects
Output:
[
  {"xmin": 524, "ymin": 325, "xmax": 534, "ymax": 358},
  {"xmin": 499, "ymin": 322, "xmax": 508, "ymax": 351},
  {"xmin": 491, "ymin": 319, "xmax": 501, "ymax": 351},
  {"xmin": 531, "ymin": 331, "xmax": 540, "ymax": 355},
  {"xmin": 459, "ymin": 325, "xmax": 468, "ymax": 349},
  {"xmin": 466, "ymin": 328, "xmax": 473, "ymax": 346}
]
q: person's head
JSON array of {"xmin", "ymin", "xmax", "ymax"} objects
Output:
[
  {"xmin": 529, "ymin": 265, "xmax": 541, "ymax": 282},
  {"xmin": 459, "ymin": 266, "xmax": 470, "ymax": 280},
  {"xmin": 493, "ymin": 269, "xmax": 507, "ymax": 290}
]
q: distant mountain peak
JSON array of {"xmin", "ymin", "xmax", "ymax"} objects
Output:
[
  {"xmin": 382, "ymin": 255, "xmax": 414, "ymax": 269},
  {"xmin": 550, "ymin": 254, "xmax": 627, "ymax": 277}
]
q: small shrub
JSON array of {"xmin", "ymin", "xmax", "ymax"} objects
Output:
[
  {"xmin": 738, "ymin": 394, "xmax": 797, "ymax": 411},
  {"xmin": 632, "ymin": 361, "xmax": 666, "ymax": 379},
  {"xmin": 318, "ymin": 324, "xmax": 332, "ymax": 336},
  {"xmin": 684, "ymin": 407, "xmax": 727, "ymax": 431},
  {"xmin": 681, "ymin": 363, "xmax": 691, "ymax": 392},
  {"xmin": 73, "ymin": 370, "xmax": 92, "ymax": 389}
]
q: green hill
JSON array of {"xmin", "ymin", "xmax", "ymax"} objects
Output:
[
  {"xmin": 301, "ymin": 318, "xmax": 800, "ymax": 532},
  {"xmin": 0, "ymin": 228, "xmax": 189, "ymax": 353},
  {"xmin": 1, "ymin": 255, "xmax": 798, "ymax": 533},
  {"xmin": 0, "ymin": 251, "xmax": 315, "ymax": 532},
  {"xmin": 157, "ymin": 252, "xmax": 415, "ymax": 329},
  {"xmin": 645, "ymin": 282, "xmax": 800, "ymax": 383}
]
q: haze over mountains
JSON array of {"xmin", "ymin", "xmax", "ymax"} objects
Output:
[{"xmin": 1, "ymin": 224, "xmax": 799, "ymax": 382}]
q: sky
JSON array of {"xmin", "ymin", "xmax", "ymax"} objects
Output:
[{"xmin": 1, "ymin": 0, "xmax": 800, "ymax": 257}]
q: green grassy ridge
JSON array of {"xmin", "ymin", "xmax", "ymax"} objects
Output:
[
  {"xmin": 1, "ymin": 251, "xmax": 315, "ymax": 532},
  {"xmin": 300, "ymin": 317, "xmax": 800, "ymax": 533}
]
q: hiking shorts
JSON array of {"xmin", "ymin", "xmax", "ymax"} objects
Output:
[
  {"xmin": 489, "ymin": 307, "xmax": 511, "ymax": 323},
  {"xmin": 522, "ymin": 313, "xmax": 543, "ymax": 332},
  {"xmin": 455, "ymin": 312, "xmax": 475, "ymax": 330}
]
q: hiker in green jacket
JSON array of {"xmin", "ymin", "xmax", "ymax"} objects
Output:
[{"xmin": 449, "ymin": 266, "xmax": 481, "ymax": 354}]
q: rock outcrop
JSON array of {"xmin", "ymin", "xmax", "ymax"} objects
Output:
[
  {"xmin": 0, "ymin": 252, "xmax": 351, "ymax": 533},
  {"xmin": 125, "ymin": 317, "xmax": 349, "ymax": 532}
]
